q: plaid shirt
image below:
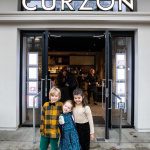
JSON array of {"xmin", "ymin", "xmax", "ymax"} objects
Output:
[{"xmin": 40, "ymin": 101, "xmax": 63, "ymax": 138}]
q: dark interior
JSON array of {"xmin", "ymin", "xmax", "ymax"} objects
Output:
[{"xmin": 48, "ymin": 36, "xmax": 105, "ymax": 52}]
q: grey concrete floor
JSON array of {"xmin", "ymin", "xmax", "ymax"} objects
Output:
[{"xmin": 0, "ymin": 127, "xmax": 150, "ymax": 150}]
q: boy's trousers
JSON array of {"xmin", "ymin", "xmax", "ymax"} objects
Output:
[{"xmin": 40, "ymin": 135, "xmax": 59, "ymax": 150}]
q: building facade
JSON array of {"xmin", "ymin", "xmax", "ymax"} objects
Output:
[{"xmin": 0, "ymin": 0, "xmax": 150, "ymax": 137}]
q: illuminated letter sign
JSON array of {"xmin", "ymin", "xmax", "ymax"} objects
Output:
[
  {"xmin": 42, "ymin": 0, "xmax": 56, "ymax": 10},
  {"xmin": 62, "ymin": 0, "xmax": 74, "ymax": 11},
  {"xmin": 22, "ymin": 0, "xmax": 134, "ymax": 11},
  {"xmin": 119, "ymin": 0, "xmax": 133, "ymax": 11},
  {"xmin": 79, "ymin": 0, "xmax": 93, "ymax": 11},
  {"xmin": 22, "ymin": 0, "xmax": 37, "ymax": 11},
  {"xmin": 97, "ymin": 0, "xmax": 115, "ymax": 11}
]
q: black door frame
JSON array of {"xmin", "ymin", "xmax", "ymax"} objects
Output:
[
  {"xmin": 42, "ymin": 31, "xmax": 49, "ymax": 104},
  {"xmin": 104, "ymin": 30, "xmax": 111, "ymax": 139},
  {"xmin": 42, "ymin": 30, "xmax": 110, "ymax": 138},
  {"xmin": 20, "ymin": 30, "xmax": 134, "ymax": 137}
]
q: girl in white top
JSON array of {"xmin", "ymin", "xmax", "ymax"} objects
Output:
[{"xmin": 73, "ymin": 88, "xmax": 95, "ymax": 150}]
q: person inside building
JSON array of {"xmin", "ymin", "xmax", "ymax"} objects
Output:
[
  {"xmin": 56, "ymin": 67, "xmax": 70, "ymax": 102},
  {"xmin": 77, "ymin": 67, "xmax": 87, "ymax": 90},
  {"xmin": 86, "ymin": 68, "xmax": 98, "ymax": 105},
  {"xmin": 66, "ymin": 66, "xmax": 78, "ymax": 99}
]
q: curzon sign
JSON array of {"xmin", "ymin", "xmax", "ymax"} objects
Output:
[{"xmin": 22, "ymin": 0, "xmax": 134, "ymax": 11}]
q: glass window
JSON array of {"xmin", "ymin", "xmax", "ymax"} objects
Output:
[
  {"xmin": 111, "ymin": 36, "xmax": 133, "ymax": 126},
  {"xmin": 22, "ymin": 34, "xmax": 42, "ymax": 125}
]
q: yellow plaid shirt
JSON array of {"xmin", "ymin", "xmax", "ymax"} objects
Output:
[{"xmin": 40, "ymin": 101, "xmax": 63, "ymax": 138}]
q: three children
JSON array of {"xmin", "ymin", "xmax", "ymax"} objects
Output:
[{"xmin": 40, "ymin": 87, "xmax": 94, "ymax": 150}]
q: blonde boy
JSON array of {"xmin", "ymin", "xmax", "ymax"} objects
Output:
[{"xmin": 40, "ymin": 87, "xmax": 63, "ymax": 150}]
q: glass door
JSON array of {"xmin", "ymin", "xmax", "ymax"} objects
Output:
[
  {"xmin": 100, "ymin": 31, "xmax": 134, "ymax": 139},
  {"xmin": 21, "ymin": 31, "xmax": 50, "ymax": 126},
  {"xmin": 21, "ymin": 33, "xmax": 42, "ymax": 126},
  {"xmin": 110, "ymin": 32, "xmax": 134, "ymax": 127}
]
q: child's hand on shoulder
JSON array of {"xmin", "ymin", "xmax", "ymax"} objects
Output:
[
  {"xmin": 59, "ymin": 115, "xmax": 65, "ymax": 125},
  {"xmin": 90, "ymin": 133, "xmax": 95, "ymax": 141}
]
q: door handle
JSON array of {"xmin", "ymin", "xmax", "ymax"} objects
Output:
[
  {"xmin": 102, "ymin": 79, "xmax": 106, "ymax": 109},
  {"xmin": 48, "ymin": 79, "xmax": 51, "ymax": 90},
  {"xmin": 41, "ymin": 79, "xmax": 45, "ymax": 107},
  {"xmin": 108, "ymin": 79, "xmax": 112, "ymax": 110},
  {"xmin": 45, "ymin": 75, "xmax": 48, "ymax": 97},
  {"xmin": 102, "ymin": 79, "xmax": 112, "ymax": 110}
]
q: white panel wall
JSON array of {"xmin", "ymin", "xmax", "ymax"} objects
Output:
[
  {"xmin": 0, "ymin": 25, "xmax": 19, "ymax": 130},
  {"xmin": 134, "ymin": 27, "xmax": 150, "ymax": 132},
  {"xmin": 137, "ymin": 0, "xmax": 150, "ymax": 12},
  {"xmin": 0, "ymin": 0, "xmax": 18, "ymax": 12}
]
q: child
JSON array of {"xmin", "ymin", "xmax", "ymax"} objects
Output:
[
  {"xmin": 73, "ymin": 88, "xmax": 95, "ymax": 150},
  {"xmin": 59, "ymin": 100, "xmax": 80, "ymax": 150},
  {"xmin": 40, "ymin": 87, "xmax": 63, "ymax": 150}
]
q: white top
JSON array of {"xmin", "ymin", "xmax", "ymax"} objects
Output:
[{"xmin": 73, "ymin": 105, "xmax": 94, "ymax": 134}]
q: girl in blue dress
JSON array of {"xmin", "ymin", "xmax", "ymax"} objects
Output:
[{"xmin": 59, "ymin": 100, "xmax": 80, "ymax": 150}]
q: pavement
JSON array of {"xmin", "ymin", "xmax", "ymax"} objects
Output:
[{"xmin": 0, "ymin": 127, "xmax": 150, "ymax": 150}]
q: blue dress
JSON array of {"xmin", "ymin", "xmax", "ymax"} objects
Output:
[{"xmin": 59, "ymin": 112, "xmax": 80, "ymax": 150}]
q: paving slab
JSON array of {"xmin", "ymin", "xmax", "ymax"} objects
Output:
[{"xmin": 0, "ymin": 127, "xmax": 150, "ymax": 150}]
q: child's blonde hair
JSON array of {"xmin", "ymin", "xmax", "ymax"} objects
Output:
[
  {"xmin": 64, "ymin": 100, "xmax": 74, "ymax": 110},
  {"xmin": 49, "ymin": 87, "xmax": 61, "ymax": 100}
]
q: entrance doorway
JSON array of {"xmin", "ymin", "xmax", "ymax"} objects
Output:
[{"xmin": 20, "ymin": 31, "xmax": 134, "ymax": 139}]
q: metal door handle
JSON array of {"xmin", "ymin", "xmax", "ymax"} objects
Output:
[
  {"xmin": 108, "ymin": 79, "xmax": 112, "ymax": 110},
  {"xmin": 102, "ymin": 79, "xmax": 106, "ymax": 109},
  {"xmin": 41, "ymin": 79, "xmax": 45, "ymax": 108},
  {"xmin": 45, "ymin": 75, "xmax": 48, "ymax": 97},
  {"xmin": 48, "ymin": 79, "xmax": 51, "ymax": 91}
]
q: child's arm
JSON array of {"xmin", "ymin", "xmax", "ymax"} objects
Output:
[
  {"xmin": 59, "ymin": 115, "xmax": 65, "ymax": 125},
  {"xmin": 85, "ymin": 106, "xmax": 95, "ymax": 140}
]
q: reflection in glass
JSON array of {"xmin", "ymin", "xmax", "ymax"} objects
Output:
[
  {"xmin": 99, "ymin": 1, "xmax": 111, "ymax": 7},
  {"xmin": 113, "ymin": 1, "xmax": 126, "ymax": 12},
  {"xmin": 22, "ymin": 0, "xmax": 133, "ymax": 11},
  {"xmin": 27, "ymin": 0, "xmax": 51, "ymax": 8},
  {"xmin": 112, "ymin": 36, "xmax": 133, "ymax": 126}
]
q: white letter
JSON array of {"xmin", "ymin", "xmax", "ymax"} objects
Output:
[
  {"xmin": 62, "ymin": 0, "xmax": 74, "ymax": 10},
  {"xmin": 119, "ymin": 0, "xmax": 133, "ymax": 11},
  {"xmin": 42, "ymin": 0, "xmax": 56, "ymax": 10},
  {"xmin": 79, "ymin": 0, "xmax": 92, "ymax": 11},
  {"xmin": 97, "ymin": 0, "xmax": 114, "ymax": 11},
  {"xmin": 22, "ymin": 0, "xmax": 36, "ymax": 11}
]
